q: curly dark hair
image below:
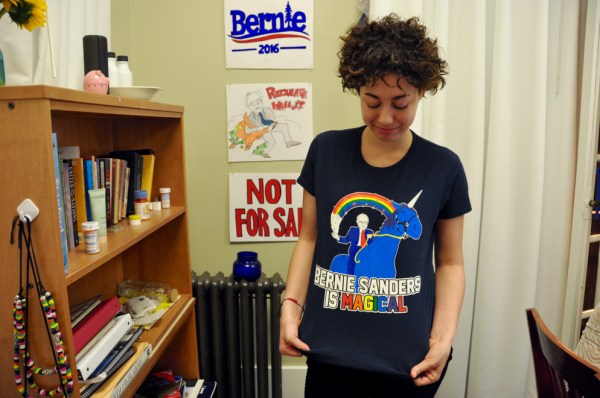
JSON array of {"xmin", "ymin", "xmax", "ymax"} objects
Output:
[{"xmin": 338, "ymin": 15, "xmax": 447, "ymax": 95}]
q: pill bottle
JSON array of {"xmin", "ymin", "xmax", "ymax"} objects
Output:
[
  {"xmin": 107, "ymin": 52, "xmax": 120, "ymax": 87},
  {"xmin": 134, "ymin": 190, "xmax": 151, "ymax": 220},
  {"xmin": 159, "ymin": 187, "xmax": 171, "ymax": 209},
  {"xmin": 128, "ymin": 214, "xmax": 141, "ymax": 225},
  {"xmin": 81, "ymin": 221, "xmax": 100, "ymax": 254},
  {"xmin": 117, "ymin": 55, "xmax": 133, "ymax": 87}
]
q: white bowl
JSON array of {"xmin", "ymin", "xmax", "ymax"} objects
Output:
[{"xmin": 109, "ymin": 86, "xmax": 162, "ymax": 100}]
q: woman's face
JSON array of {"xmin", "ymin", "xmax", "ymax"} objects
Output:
[{"xmin": 359, "ymin": 74, "xmax": 421, "ymax": 142}]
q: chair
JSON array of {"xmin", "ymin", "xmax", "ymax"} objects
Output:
[
  {"xmin": 526, "ymin": 308, "xmax": 600, "ymax": 397},
  {"xmin": 575, "ymin": 304, "xmax": 600, "ymax": 368}
]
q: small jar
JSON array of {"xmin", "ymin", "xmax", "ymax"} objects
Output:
[
  {"xmin": 81, "ymin": 221, "xmax": 100, "ymax": 254},
  {"xmin": 134, "ymin": 190, "xmax": 151, "ymax": 220},
  {"xmin": 159, "ymin": 187, "xmax": 171, "ymax": 209},
  {"xmin": 117, "ymin": 55, "xmax": 133, "ymax": 87},
  {"xmin": 128, "ymin": 214, "xmax": 141, "ymax": 225},
  {"xmin": 107, "ymin": 52, "xmax": 120, "ymax": 88},
  {"xmin": 232, "ymin": 251, "xmax": 262, "ymax": 281}
]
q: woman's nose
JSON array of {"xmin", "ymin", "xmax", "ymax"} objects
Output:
[{"xmin": 377, "ymin": 106, "xmax": 394, "ymax": 124}]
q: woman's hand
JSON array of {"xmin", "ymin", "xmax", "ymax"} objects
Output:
[
  {"xmin": 409, "ymin": 339, "xmax": 451, "ymax": 386},
  {"xmin": 279, "ymin": 302, "xmax": 310, "ymax": 357}
]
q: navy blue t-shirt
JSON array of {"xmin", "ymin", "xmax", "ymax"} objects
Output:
[{"xmin": 297, "ymin": 126, "xmax": 471, "ymax": 378}]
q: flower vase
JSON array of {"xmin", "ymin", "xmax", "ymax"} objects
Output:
[{"xmin": 0, "ymin": 47, "xmax": 5, "ymax": 86}]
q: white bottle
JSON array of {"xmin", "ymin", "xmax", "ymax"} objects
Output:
[
  {"xmin": 107, "ymin": 52, "xmax": 120, "ymax": 87},
  {"xmin": 117, "ymin": 55, "xmax": 133, "ymax": 87}
]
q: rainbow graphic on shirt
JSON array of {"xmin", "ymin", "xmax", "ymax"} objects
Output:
[
  {"xmin": 330, "ymin": 192, "xmax": 395, "ymax": 235},
  {"xmin": 332, "ymin": 192, "xmax": 395, "ymax": 219}
]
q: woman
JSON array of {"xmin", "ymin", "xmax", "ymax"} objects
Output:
[{"xmin": 280, "ymin": 15, "xmax": 471, "ymax": 397}]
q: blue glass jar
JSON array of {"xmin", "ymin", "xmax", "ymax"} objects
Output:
[{"xmin": 233, "ymin": 251, "xmax": 262, "ymax": 281}]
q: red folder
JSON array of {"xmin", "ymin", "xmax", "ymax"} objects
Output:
[{"xmin": 73, "ymin": 296, "xmax": 122, "ymax": 354}]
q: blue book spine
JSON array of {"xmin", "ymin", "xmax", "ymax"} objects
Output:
[
  {"xmin": 83, "ymin": 159, "xmax": 94, "ymax": 221},
  {"xmin": 52, "ymin": 133, "xmax": 69, "ymax": 273}
]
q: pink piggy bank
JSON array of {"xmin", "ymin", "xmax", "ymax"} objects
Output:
[{"xmin": 83, "ymin": 70, "xmax": 109, "ymax": 95}]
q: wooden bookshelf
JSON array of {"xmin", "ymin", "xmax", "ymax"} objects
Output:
[{"xmin": 0, "ymin": 85, "xmax": 199, "ymax": 397}]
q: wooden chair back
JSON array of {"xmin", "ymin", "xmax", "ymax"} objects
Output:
[{"xmin": 526, "ymin": 308, "xmax": 600, "ymax": 397}]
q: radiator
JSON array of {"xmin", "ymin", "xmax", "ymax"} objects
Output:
[{"xmin": 192, "ymin": 271, "xmax": 286, "ymax": 398}]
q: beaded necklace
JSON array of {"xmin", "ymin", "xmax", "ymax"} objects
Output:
[{"xmin": 11, "ymin": 216, "xmax": 74, "ymax": 397}]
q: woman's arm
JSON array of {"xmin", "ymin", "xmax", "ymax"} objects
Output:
[
  {"xmin": 411, "ymin": 215, "xmax": 466, "ymax": 386},
  {"xmin": 279, "ymin": 189, "xmax": 317, "ymax": 357}
]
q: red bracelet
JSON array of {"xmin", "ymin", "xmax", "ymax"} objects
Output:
[{"xmin": 281, "ymin": 297, "xmax": 305, "ymax": 312}]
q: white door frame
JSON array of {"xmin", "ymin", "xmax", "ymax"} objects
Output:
[{"xmin": 562, "ymin": 0, "xmax": 600, "ymax": 348}]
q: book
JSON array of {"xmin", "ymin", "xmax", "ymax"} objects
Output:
[
  {"xmin": 118, "ymin": 159, "xmax": 128, "ymax": 220},
  {"xmin": 71, "ymin": 157, "xmax": 89, "ymax": 227},
  {"xmin": 66, "ymin": 159, "xmax": 80, "ymax": 246},
  {"xmin": 112, "ymin": 158, "xmax": 121, "ymax": 224},
  {"xmin": 97, "ymin": 159, "xmax": 108, "ymax": 224},
  {"xmin": 197, "ymin": 381, "xmax": 216, "ymax": 398},
  {"xmin": 97, "ymin": 158, "xmax": 113, "ymax": 226},
  {"xmin": 122, "ymin": 167, "xmax": 130, "ymax": 219},
  {"xmin": 80, "ymin": 346, "xmax": 136, "ymax": 398},
  {"xmin": 181, "ymin": 379, "xmax": 204, "ymax": 398},
  {"xmin": 90, "ymin": 341, "xmax": 152, "ymax": 398},
  {"xmin": 62, "ymin": 159, "xmax": 75, "ymax": 249},
  {"xmin": 83, "ymin": 156, "xmax": 97, "ymax": 220},
  {"xmin": 77, "ymin": 313, "xmax": 133, "ymax": 381},
  {"xmin": 136, "ymin": 369, "xmax": 181, "ymax": 398},
  {"xmin": 51, "ymin": 133, "xmax": 69, "ymax": 273},
  {"xmin": 73, "ymin": 296, "xmax": 122, "ymax": 354},
  {"xmin": 109, "ymin": 150, "xmax": 143, "ymax": 215},
  {"xmin": 140, "ymin": 153, "xmax": 155, "ymax": 200}
]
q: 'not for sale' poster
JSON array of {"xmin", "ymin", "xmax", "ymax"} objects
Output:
[{"xmin": 229, "ymin": 173, "xmax": 303, "ymax": 242}]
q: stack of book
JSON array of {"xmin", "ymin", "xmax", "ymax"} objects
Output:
[
  {"xmin": 51, "ymin": 136, "xmax": 157, "ymax": 273},
  {"xmin": 136, "ymin": 371, "xmax": 216, "ymax": 398},
  {"xmin": 70, "ymin": 295, "xmax": 147, "ymax": 397},
  {"xmin": 83, "ymin": 340, "xmax": 152, "ymax": 398}
]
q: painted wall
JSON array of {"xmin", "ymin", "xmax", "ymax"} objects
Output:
[
  {"xmin": 111, "ymin": 0, "xmax": 363, "ymax": 376},
  {"xmin": 111, "ymin": 0, "xmax": 361, "ymax": 276}
]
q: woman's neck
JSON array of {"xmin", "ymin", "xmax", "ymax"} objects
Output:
[{"xmin": 361, "ymin": 127, "xmax": 413, "ymax": 167}]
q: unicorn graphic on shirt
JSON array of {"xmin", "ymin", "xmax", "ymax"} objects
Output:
[{"xmin": 330, "ymin": 191, "xmax": 423, "ymax": 280}]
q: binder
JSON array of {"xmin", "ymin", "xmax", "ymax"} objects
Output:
[
  {"xmin": 77, "ymin": 313, "xmax": 133, "ymax": 381},
  {"xmin": 77, "ymin": 318, "xmax": 117, "ymax": 362},
  {"xmin": 88, "ymin": 326, "xmax": 144, "ymax": 381},
  {"xmin": 73, "ymin": 296, "xmax": 122, "ymax": 354}
]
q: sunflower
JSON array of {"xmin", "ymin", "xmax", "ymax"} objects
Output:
[{"xmin": 0, "ymin": 0, "xmax": 47, "ymax": 31}]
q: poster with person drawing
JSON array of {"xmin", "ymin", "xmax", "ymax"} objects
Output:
[{"xmin": 226, "ymin": 83, "xmax": 313, "ymax": 162}]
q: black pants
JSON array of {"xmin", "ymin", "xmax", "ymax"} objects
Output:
[{"xmin": 304, "ymin": 356, "xmax": 450, "ymax": 398}]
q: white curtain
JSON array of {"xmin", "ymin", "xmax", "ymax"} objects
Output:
[
  {"xmin": 0, "ymin": 0, "xmax": 110, "ymax": 89},
  {"xmin": 369, "ymin": 0, "xmax": 579, "ymax": 397}
]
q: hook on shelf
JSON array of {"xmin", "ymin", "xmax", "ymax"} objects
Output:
[{"xmin": 17, "ymin": 199, "xmax": 39, "ymax": 223}]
